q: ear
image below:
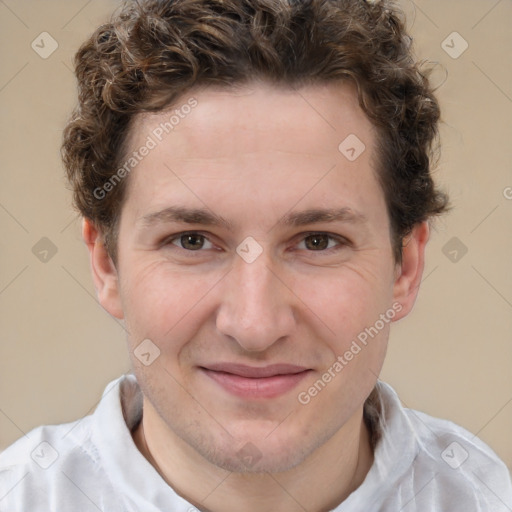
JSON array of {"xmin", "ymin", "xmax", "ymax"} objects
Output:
[
  {"xmin": 391, "ymin": 221, "xmax": 430, "ymax": 322},
  {"xmin": 82, "ymin": 218, "xmax": 124, "ymax": 319}
]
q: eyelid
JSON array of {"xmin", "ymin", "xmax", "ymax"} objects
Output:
[
  {"xmin": 293, "ymin": 231, "xmax": 351, "ymax": 248},
  {"xmin": 163, "ymin": 230, "xmax": 216, "ymax": 250}
]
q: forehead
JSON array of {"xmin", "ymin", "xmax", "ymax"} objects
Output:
[
  {"xmin": 120, "ymin": 80, "xmax": 384, "ymax": 224},
  {"xmin": 131, "ymin": 80, "xmax": 373, "ymax": 160}
]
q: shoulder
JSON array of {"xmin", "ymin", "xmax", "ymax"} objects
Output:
[
  {"xmin": 0, "ymin": 375, "xmax": 138, "ymax": 512},
  {"xmin": 0, "ymin": 417, "xmax": 106, "ymax": 511},
  {"xmin": 1, "ymin": 413, "xmax": 92, "ymax": 466},
  {"xmin": 403, "ymin": 397, "xmax": 512, "ymax": 509},
  {"xmin": 407, "ymin": 405, "xmax": 509, "ymax": 469},
  {"xmin": 366, "ymin": 382, "xmax": 512, "ymax": 511}
]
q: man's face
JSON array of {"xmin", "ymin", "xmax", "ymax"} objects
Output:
[{"xmin": 108, "ymin": 81, "xmax": 408, "ymax": 472}]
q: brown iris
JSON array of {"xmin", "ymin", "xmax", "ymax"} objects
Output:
[
  {"xmin": 179, "ymin": 234, "xmax": 205, "ymax": 250},
  {"xmin": 304, "ymin": 234, "xmax": 330, "ymax": 250}
]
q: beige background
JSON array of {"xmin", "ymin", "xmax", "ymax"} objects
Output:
[{"xmin": 0, "ymin": 0, "xmax": 511, "ymax": 474}]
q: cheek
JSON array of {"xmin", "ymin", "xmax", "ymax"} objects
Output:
[
  {"xmin": 292, "ymin": 262, "xmax": 395, "ymax": 344},
  {"xmin": 294, "ymin": 274, "xmax": 391, "ymax": 420},
  {"xmin": 119, "ymin": 259, "xmax": 220, "ymax": 349}
]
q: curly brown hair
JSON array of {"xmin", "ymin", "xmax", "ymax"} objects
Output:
[{"xmin": 62, "ymin": 0, "xmax": 449, "ymax": 264}]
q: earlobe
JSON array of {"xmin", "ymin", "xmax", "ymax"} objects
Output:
[
  {"xmin": 391, "ymin": 221, "xmax": 430, "ymax": 322},
  {"xmin": 82, "ymin": 218, "xmax": 124, "ymax": 319}
]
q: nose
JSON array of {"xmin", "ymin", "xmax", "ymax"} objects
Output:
[{"xmin": 215, "ymin": 254, "xmax": 297, "ymax": 352}]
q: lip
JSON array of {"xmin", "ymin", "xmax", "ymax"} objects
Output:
[{"xmin": 200, "ymin": 363, "xmax": 311, "ymax": 399}]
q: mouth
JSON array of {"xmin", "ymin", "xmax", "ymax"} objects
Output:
[{"xmin": 199, "ymin": 363, "xmax": 312, "ymax": 399}]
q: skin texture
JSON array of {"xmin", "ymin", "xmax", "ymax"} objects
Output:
[{"xmin": 83, "ymin": 80, "xmax": 429, "ymax": 512}]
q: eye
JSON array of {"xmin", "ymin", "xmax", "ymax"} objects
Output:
[
  {"xmin": 170, "ymin": 232, "xmax": 214, "ymax": 251},
  {"xmin": 296, "ymin": 233, "xmax": 346, "ymax": 251}
]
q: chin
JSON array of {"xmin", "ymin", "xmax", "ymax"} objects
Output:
[
  {"xmin": 191, "ymin": 422, "xmax": 333, "ymax": 474},
  {"xmin": 207, "ymin": 443, "xmax": 309, "ymax": 474}
]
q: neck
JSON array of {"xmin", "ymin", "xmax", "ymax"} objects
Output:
[{"xmin": 133, "ymin": 400, "xmax": 374, "ymax": 512}]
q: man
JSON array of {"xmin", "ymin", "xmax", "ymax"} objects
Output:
[{"xmin": 1, "ymin": 0, "xmax": 511, "ymax": 510}]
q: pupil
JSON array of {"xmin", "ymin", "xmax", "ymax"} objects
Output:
[
  {"xmin": 306, "ymin": 234, "xmax": 328, "ymax": 250},
  {"xmin": 182, "ymin": 234, "xmax": 203, "ymax": 250}
]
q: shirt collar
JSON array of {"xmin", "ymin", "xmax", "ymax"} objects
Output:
[
  {"xmin": 92, "ymin": 373, "xmax": 193, "ymax": 511},
  {"xmin": 92, "ymin": 375, "xmax": 421, "ymax": 511}
]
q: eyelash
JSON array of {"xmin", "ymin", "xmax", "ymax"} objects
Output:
[{"xmin": 163, "ymin": 231, "xmax": 350, "ymax": 254}]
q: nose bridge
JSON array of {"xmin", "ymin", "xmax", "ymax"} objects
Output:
[
  {"xmin": 237, "ymin": 256, "xmax": 276, "ymax": 317},
  {"xmin": 216, "ymin": 254, "xmax": 295, "ymax": 352}
]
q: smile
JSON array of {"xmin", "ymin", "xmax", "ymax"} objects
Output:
[{"xmin": 199, "ymin": 363, "xmax": 312, "ymax": 399}]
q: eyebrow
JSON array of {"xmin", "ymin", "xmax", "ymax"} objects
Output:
[
  {"xmin": 281, "ymin": 207, "xmax": 368, "ymax": 227},
  {"xmin": 137, "ymin": 206, "xmax": 233, "ymax": 230},
  {"xmin": 137, "ymin": 206, "xmax": 368, "ymax": 230}
]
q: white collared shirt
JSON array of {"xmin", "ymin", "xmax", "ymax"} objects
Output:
[{"xmin": 1, "ymin": 374, "xmax": 511, "ymax": 511}]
